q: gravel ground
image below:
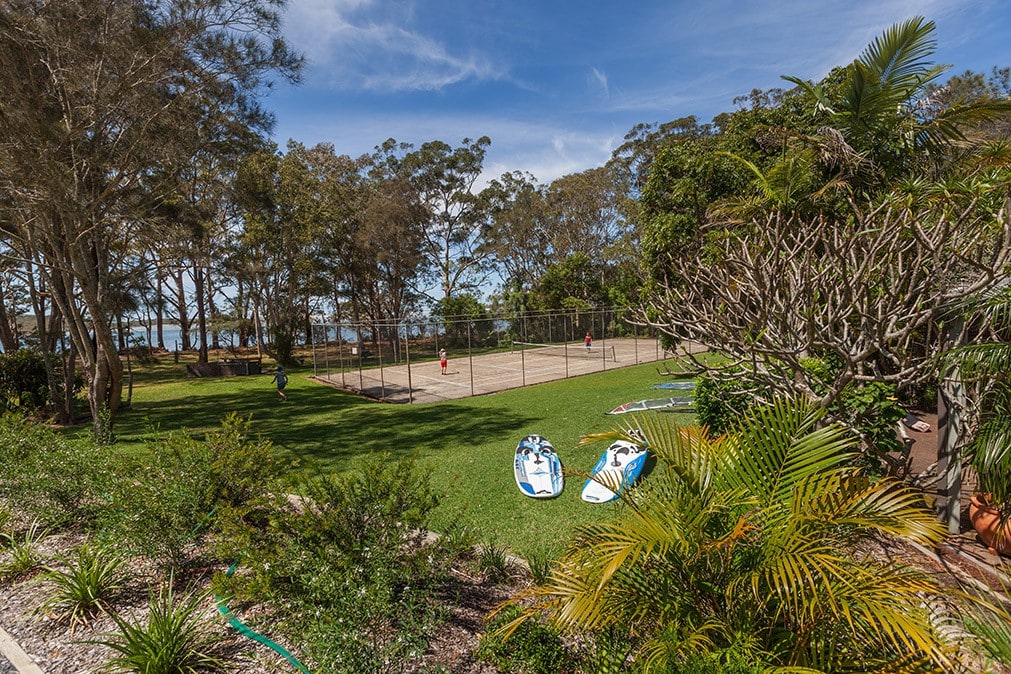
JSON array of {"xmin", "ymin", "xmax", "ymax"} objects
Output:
[{"xmin": 0, "ymin": 527, "xmax": 514, "ymax": 673}]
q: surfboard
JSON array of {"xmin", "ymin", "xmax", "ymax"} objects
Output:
[
  {"xmin": 581, "ymin": 439, "xmax": 648, "ymax": 503},
  {"xmin": 514, "ymin": 435, "xmax": 564, "ymax": 498},
  {"xmin": 650, "ymin": 381, "xmax": 697, "ymax": 390},
  {"xmin": 607, "ymin": 397, "xmax": 694, "ymax": 414}
]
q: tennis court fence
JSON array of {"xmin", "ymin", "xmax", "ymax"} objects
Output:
[{"xmin": 309, "ymin": 308, "xmax": 677, "ymax": 403}]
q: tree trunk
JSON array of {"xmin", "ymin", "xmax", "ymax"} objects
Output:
[
  {"xmin": 195, "ymin": 261, "xmax": 208, "ymax": 363},
  {"xmin": 156, "ymin": 264, "xmax": 166, "ymax": 349},
  {"xmin": 59, "ymin": 337, "xmax": 76, "ymax": 425},
  {"xmin": 175, "ymin": 268, "xmax": 191, "ymax": 350},
  {"xmin": 0, "ymin": 280, "xmax": 19, "ymax": 352}
]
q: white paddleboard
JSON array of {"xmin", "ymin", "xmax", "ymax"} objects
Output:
[
  {"xmin": 580, "ymin": 439, "xmax": 648, "ymax": 503},
  {"xmin": 608, "ymin": 397, "xmax": 693, "ymax": 414},
  {"xmin": 514, "ymin": 435, "xmax": 564, "ymax": 498}
]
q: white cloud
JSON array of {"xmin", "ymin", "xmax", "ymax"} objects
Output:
[
  {"xmin": 590, "ymin": 67, "xmax": 609, "ymax": 98},
  {"xmin": 283, "ymin": 0, "xmax": 503, "ymax": 91},
  {"xmin": 273, "ymin": 108, "xmax": 618, "ymax": 186}
]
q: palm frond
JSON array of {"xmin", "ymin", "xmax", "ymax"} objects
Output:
[
  {"xmin": 945, "ymin": 340, "xmax": 1011, "ymax": 378},
  {"xmin": 718, "ymin": 398, "xmax": 856, "ymax": 507},
  {"xmin": 858, "ymin": 17, "xmax": 939, "ymax": 91},
  {"xmin": 781, "ymin": 75, "xmax": 836, "ymax": 115}
]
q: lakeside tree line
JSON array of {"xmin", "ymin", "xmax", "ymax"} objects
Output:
[{"xmin": 1, "ymin": 5, "xmax": 1009, "ymax": 437}]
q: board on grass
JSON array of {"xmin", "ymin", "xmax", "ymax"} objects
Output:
[
  {"xmin": 514, "ymin": 435, "xmax": 564, "ymax": 498},
  {"xmin": 608, "ymin": 397, "xmax": 693, "ymax": 414},
  {"xmin": 581, "ymin": 439, "xmax": 647, "ymax": 503},
  {"xmin": 650, "ymin": 381, "xmax": 696, "ymax": 391}
]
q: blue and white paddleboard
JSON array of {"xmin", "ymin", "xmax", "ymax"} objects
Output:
[
  {"xmin": 514, "ymin": 435, "xmax": 564, "ymax": 498},
  {"xmin": 651, "ymin": 381, "xmax": 697, "ymax": 391},
  {"xmin": 580, "ymin": 439, "xmax": 648, "ymax": 503}
]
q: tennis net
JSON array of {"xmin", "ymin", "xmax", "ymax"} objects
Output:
[{"xmin": 511, "ymin": 340, "xmax": 616, "ymax": 362}]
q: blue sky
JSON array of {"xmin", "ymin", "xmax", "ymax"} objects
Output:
[{"xmin": 269, "ymin": 0, "xmax": 1010, "ymax": 186}]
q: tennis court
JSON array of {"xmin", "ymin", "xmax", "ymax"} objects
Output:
[{"xmin": 313, "ymin": 337, "xmax": 704, "ymax": 403}]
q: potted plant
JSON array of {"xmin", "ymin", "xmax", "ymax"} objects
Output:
[
  {"xmin": 947, "ymin": 286, "xmax": 1011, "ymax": 555},
  {"xmin": 966, "ymin": 411, "xmax": 1011, "ymax": 556}
]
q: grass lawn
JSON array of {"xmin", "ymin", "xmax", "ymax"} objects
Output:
[{"xmin": 114, "ymin": 356, "xmax": 703, "ymax": 559}]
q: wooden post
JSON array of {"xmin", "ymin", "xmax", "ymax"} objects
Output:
[{"xmin": 937, "ymin": 315, "xmax": 965, "ymax": 534}]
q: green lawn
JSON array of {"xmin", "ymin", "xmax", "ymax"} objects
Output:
[{"xmin": 115, "ymin": 358, "xmax": 701, "ymax": 559}]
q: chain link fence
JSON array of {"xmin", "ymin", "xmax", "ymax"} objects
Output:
[{"xmin": 310, "ymin": 308, "xmax": 669, "ymax": 403}]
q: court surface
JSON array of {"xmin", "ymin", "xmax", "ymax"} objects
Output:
[{"xmin": 314, "ymin": 338, "xmax": 704, "ymax": 403}]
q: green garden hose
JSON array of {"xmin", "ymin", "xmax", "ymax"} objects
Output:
[{"xmin": 215, "ymin": 562, "xmax": 312, "ymax": 674}]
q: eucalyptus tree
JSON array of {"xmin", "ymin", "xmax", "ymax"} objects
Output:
[
  {"xmin": 403, "ymin": 137, "xmax": 493, "ymax": 299},
  {"xmin": 478, "ymin": 171, "xmax": 551, "ymax": 306},
  {"xmin": 543, "ymin": 167, "xmax": 624, "ymax": 263},
  {"xmin": 233, "ymin": 144, "xmax": 327, "ymax": 366},
  {"xmin": 355, "ymin": 148, "xmax": 428, "ymax": 339},
  {"xmin": 0, "ymin": 0, "xmax": 302, "ymax": 431}
]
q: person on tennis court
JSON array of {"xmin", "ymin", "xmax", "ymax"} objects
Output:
[
  {"xmin": 584, "ymin": 332, "xmax": 592, "ymax": 353},
  {"xmin": 439, "ymin": 348, "xmax": 448, "ymax": 375}
]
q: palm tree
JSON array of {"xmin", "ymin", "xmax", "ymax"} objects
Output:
[
  {"xmin": 783, "ymin": 17, "xmax": 1011, "ymax": 187},
  {"xmin": 508, "ymin": 399, "xmax": 956, "ymax": 672}
]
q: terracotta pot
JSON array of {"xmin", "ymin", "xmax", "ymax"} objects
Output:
[{"xmin": 969, "ymin": 493, "xmax": 1011, "ymax": 556}]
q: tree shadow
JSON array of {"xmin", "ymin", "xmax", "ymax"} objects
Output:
[{"xmin": 116, "ymin": 379, "xmax": 539, "ymax": 471}]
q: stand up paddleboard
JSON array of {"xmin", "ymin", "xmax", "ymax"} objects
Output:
[
  {"xmin": 514, "ymin": 435, "xmax": 564, "ymax": 498},
  {"xmin": 581, "ymin": 438, "xmax": 648, "ymax": 503},
  {"xmin": 608, "ymin": 397, "xmax": 694, "ymax": 414},
  {"xmin": 651, "ymin": 381, "xmax": 696, "ymax": 391}
]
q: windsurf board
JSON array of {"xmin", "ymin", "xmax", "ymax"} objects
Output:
[
  {"xmin": 514, "ymin": 435, "xmax": 564, "ymax": 498},
  {"xmin": 607, "ymin": 397, "xmax": 694, "ymax": 414},
  {"xmin": 581, "ymin": 438, "xmax": 648, "ymax": 503},
  {"xmin": 651, "ymin": 381, "xmax": 696, "ymax": 391}
]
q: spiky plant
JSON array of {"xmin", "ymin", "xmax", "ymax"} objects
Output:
[
  {"xmin": 0, "ymin": 520, "xmax": 49, "ymax": 581},
  {"xmin": 92, "ymin": 580, "xmax": 227, "ymax": 673},
  {"xmin": 36, "ymin": 542, "xmax": 126, "ymax": 628}
]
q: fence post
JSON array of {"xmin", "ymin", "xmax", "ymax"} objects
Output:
[
  {"xmin": 520, "ymin": 340, "xmax": 526, "ymax": 387},
  {"xmin": 468, "ymin": 321, "xmax": 475, "ymax": 396},
  {"xmin": 601, "ymin": 309, "xmax": 607, "ymax": 369},
  {"xmin": 405, "ymin": 320, "xmax": 413, "ymax": 403},
  {"xmin": 375, "ymin": 322, "xmax": 386, "ymax": 399}
]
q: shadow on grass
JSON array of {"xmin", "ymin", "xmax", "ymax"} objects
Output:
[{"xmin": 117, "ymin": 378, "xmax": 538, "ymax": 471}]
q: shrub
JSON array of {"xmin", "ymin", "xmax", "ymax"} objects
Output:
[
  {"xmin": 833, "ymin": 380, "xmax": 906, "ymax": 474},
  {"xmin": 99, "ymin": 434, "xmax": 215, "ymax": 571},
  {"xmin": 218, "ymin": 454, "xmax": 450, "ymax": 673},
  {"xmin": 477, "ymin": 542, "xmax": 513, "ymax": 584},
  {"xmin": 0, "ymin": 348, "xmax": 81, "ymax": 414},
  {"xmin": 0, "ymin": 348, "xmax": 50, "ymax": 411},
  {"xmin": 36, "ymin": 541, "xmax": 127, "ymax": 628},
  {"xmin": 693, "ymin": 369, "xmax": 761, "ymax": 435},
  {"xmin": 92, "ymin": 581, "xmax": 228, "ymax": 673},
  {"xmin": 477, "ymin": 604, "xmax": 577, "ymax": 674},
  {"xmin": 437, "ymin": 520, "xmax": 479, "ymax": 557},
  {"xmin": 0, "ymin": 415, "xmax": 111, "ymax": 528},
  {"xmin": 203, "ymin": 413, "xmax": 282, "ymax": 509},
  {"xmin": 100, "ymin": 415, "xmax": 283, "ymax": 571},
  {"xmin": 524, "ymin": 551, "xmax": 553, "ymax": 586},
  {"xmin": 695, "ymin": 359, "xmax": 908, "ymax": 474}
]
